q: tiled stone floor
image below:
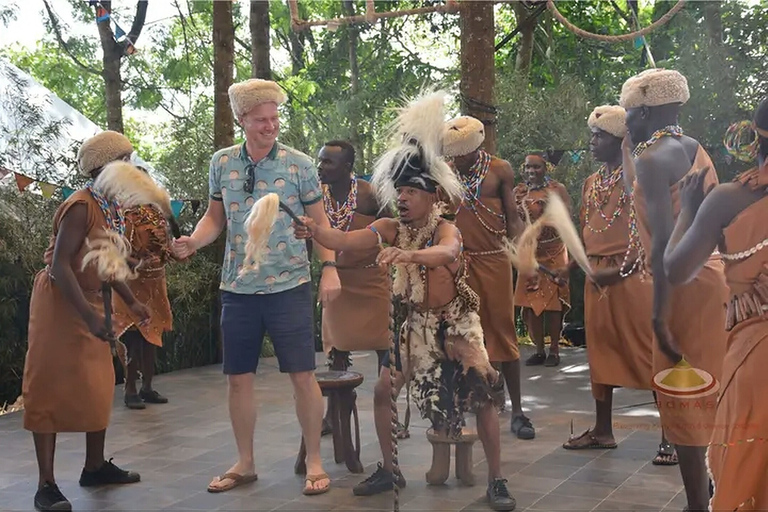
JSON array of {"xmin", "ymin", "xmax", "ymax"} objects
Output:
[{"xmin": 0, "ymin": 345, "xmax": 686, "ymax": 511}]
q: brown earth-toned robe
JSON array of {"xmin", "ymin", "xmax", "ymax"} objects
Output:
[
  {"xmin": 113, "ymin": 204, "xmax": 174, "ymax": 347},
  {"xmin": 455, "ymin": 195, "xmax": 519, "ymax": 362},
  {"xmin": 707, "ymin": 167, "xmax": 768, "ymax": 512},
  {"xmin": 580, "ymin": 172, "xmax": 653, "ymax": 401},
  {"xmin": 22, "ymin": 190, "xmax": 117, "ymax": 433},
  {"xmin": 513, "ymin": 180, "xmax": 571, "ymax": 316},
  {"xmin": 633, "ymin": 145, "xmax": 728, "ymax": 447},
  {"xmin": 321, "ymin": 212, "xmax": 391, "ymax": 354}
]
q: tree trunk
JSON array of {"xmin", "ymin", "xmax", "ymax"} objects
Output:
[
  {"xmin": 343, "ymin": 0, "xmax": 362, "ymax": 168},
  {"xmin": 250, "ymin": 0, "xmax": 271, "ymax": 79},
  {"xmin": 513, "ymin": 2, "xmax": 536, "ymax": 75},
  {"xmin": 94, "ymin": 1, "xmax": 148, "ymax": 133},
  {"xmin": 213, "ymin": 0, "xmax": 235, "ymax": 149},
  {"xmin": 459, "ymin": 1, "xmax": 496, "ymax": 154}
]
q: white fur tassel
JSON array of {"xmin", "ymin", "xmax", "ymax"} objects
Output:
[
  {"xmin": 543, "ymin": 192, "xmax": 593, "ymax": 277},
  {"xmin": 93, "ymin": 161, "xmax": 173, "ymax": 217},
  {"xmin": 240, "ymin": 193, "xmax": 280, "ymax": 276},
  {"xmin": 81, "ymin": 230, "xmax": 138, "ymax": 283}
]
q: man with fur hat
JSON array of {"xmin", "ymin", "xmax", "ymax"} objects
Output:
[
  {"xmin": 172, "ymin": 79, "xmax": 340, "ymax": 496},
  {"xmin": 442, "ymin": 115, "xmax": 535, "ymax": 441},
  {"xmin": 22, "ymin": 130, "xmax": 149, "ymax": 511},
  {"xmin": 562, "ymin": 105, "xmax": 675, "ymax": 462},
  {"xmin": 292, "ymin": 91, "xmax": 517, "ymax": 511},
  {"xmin": 620, "ymin": 68, "xmax": 728, "ymax": 512}
]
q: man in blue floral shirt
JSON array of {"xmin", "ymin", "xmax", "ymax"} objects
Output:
[{"xmin": 174, "ymin": 79, "xmax": 340, "ymax": 496}]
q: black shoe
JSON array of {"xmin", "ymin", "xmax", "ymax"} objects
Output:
[
  {"xmin": 139, "ymin": 389, "xmax": 168, "ymax": 404},
  {"xmin": 124, "ymin": 394, "xmax": 145, "ymax": 410},
  {"xmin": 79, "ymin": 458, "xmax": 140, "ymax": 487},
  {"xmin": 34, "ymin": 482, "xmax": 71, "ymax": 511},
  {"xmin": 544, "ymin": 353, "xmax": 560, "ymax": 367},
  {"xmin": 510, "ymin": 414, "xmax": 535, "ymax": 440},
  {"xmin": 487, "ymin": 478, "xmax": 516, "ymax": 511},
  {"xmin": 525, "ymin": 352, "xmax": 546, "ymax": 366},
  {"xmin": 352, "ymin": 462, "xmax": 406, "ymax": 496}
]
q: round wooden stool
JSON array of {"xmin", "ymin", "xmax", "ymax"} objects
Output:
[
  {"xmin": 295, "ymin": 370, "xmax": 364, "ymax": 474},
  {"xmin": 425, "ymin": 427, "xmax": 478, "ymax": 486}
]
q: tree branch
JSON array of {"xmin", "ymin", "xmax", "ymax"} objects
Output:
[{"xmin": 42, "ymin": 0, "xmax": 102, "ymax": 76}]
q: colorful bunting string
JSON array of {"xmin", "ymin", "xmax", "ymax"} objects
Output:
[{"xmin": 89, "ymin": 1, "xmax": 137, "ymax": 56}]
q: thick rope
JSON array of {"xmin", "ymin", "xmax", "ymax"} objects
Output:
[
  {"xmin": 546, "ymin": 0, "xmax": 686, "ymax": 43},
  {"xmin": 289, "ymin": 0, "xmax": 460, "ymax": 32}
]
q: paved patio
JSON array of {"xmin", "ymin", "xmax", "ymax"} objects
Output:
[{"xmin": 0, "ymin": 345, "xmax": 686, "ymax": 511}]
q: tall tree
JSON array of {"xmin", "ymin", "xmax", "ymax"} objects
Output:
[
  {"xmin": 459, "ymin": 1, "xmax": 496, "ymax": 153},
  {"xmin": 342, "ymin": 0, "xmax": 361, "ymax": 165},
  {"xmin": 250, "ymin": 0, "xmax": 271, "ymax": 79},
  {"xmin": 213, "ymin": 0, "xmax": 235, "ymax": 149},
  {"xmin": 93, "ymin": 1, "xmax": 148, "ymax": 133}
]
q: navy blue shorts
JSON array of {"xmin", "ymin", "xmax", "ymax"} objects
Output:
[
  {"xmin": 378, "ymin": 336, "xmax": 402, "ymax": 372},
  {"xmin": 220, "ymin": 283, "xmax": 316, "ymax": 375}
]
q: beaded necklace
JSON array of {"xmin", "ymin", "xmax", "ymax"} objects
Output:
[
  {"xmin": 618, "ymin": 126, "xmax": 683, "ymax": 278},
  {"xmin": 323, "ymin": 175, "xmax": 357, "ymax": 230},
  {"xmin": 584, "ymin": 164, "xmax": 627, "ymax": 234},
  {"xmin": 86, "ymin": 180, "xmax": 125, "ymax": 235},
  {"xmin": 454, "ymin": 150, "xmax": 506, "ymax": 236}
]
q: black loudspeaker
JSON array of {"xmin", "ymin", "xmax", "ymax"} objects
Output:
[{"xmin": 562, "ymin": 322, "xmax": 586, "ymax": 347}]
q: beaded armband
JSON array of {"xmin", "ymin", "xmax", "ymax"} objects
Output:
[{"xmin": 368, "ymin": 224, "xmax": 383, "ymax": 246}]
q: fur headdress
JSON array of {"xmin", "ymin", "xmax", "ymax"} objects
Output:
[
  {"xmin": 371, "ymin": 90, "xmax": 463, "ymax": 208},
  {"xmin": 77, "ymin": 131, "xmax": 134, "ymax": 177},
  {"xmin": 619, "ymin": 68, "xmax": 690, "ymax": 110},
  {"xmin": 228, "ymin": 79, "xmax": 287, "ymax": 119},
  {"xmin": 588, "ymin": 105, "xmax": 627, "ymax": 139},
  {"xmin": 443, "ymin": 115, "xmax": 485, "ymax": 157}
]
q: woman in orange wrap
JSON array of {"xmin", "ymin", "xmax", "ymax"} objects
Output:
[
  {"xmin": 113, "ymin": 160, "xmax": 179, "ymax": 409},
  {"xmin": 513, "ymin": 153, "xmax": 571, "ymax": 367},
  {"xmin": 22, "ymin": 131, "xmax": 148, "ymax": 511},
  {"xmin": 664, "ymin": 97, "xmax": 768, "ymax": 512}
]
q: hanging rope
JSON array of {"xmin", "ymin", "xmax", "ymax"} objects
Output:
[
  {"xmin": 546, "ymin": 0, "xmax": 686, "ymax": 43},
  {"xmin": 288, "ymin": 0, "xmax": 460, "ymax": 32},
  {"xmin": 387, "ymin": 269, "xmax": 401, "ymax": 512}
]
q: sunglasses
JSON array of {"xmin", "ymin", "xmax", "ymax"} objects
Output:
[{"xmin": 244, "ymin": 163, "xmax": 256, "ymax": 194}]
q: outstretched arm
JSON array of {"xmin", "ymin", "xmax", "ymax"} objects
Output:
[
  {"xmin": 377, "ymin": 221, "xmax": 460, "ymax": 268},
  {"xmin": 294, "ymin": 215, "xmax": 394, "ymax": 252}
]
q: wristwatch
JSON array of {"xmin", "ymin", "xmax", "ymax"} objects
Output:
[{"xmin": 321, "ymin": 261, "xmax": 337, "ymax": 270}]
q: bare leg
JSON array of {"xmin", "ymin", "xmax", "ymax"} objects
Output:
[
  {"xmin": 33, "ymin": 433, "xmax": 56, "ymax": 487},
  {"xmin": 476, "ymin": 404, "xmax": 502, "ymax": 480},
  {"xmin": 545, "ymin": 311, "xmax": 563, "ymax": 355},
  {"xmin": 525, "ymin": 308, "xmax": 545, "ymax": 354},
  {"xmin": 139, "ymin": 342, "xmax": 156, "ymax": 393},
  {"xmin": 123, "ymin": 332, "xmax": 140, "ymax": 397},
  {"xmin": 499, "ymin": 360, "xmax": 522, "ymax": 416},
  {"xmin": 373, "ymin": 367, "xmax": 405, "ymax": 471},
  {"xmin": 676, "ymin": 445, "xmax": 709, "ymax": 511},
  {"xmin": 593, "ymin": 388, "xmax": 615, "ymax": 441},
  {"xmin": 289, "ymin": 370, "xmax": 328, "ymax": 492},
  {"xmin": 84, "ymin": 430, "xmax": 107, "ymax": 471},
  {"xmin": 208, "ymin": 373, "xmax": 257, "ymax": 490}
]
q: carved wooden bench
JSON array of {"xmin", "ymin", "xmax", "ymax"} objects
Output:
[
  {"xmin": 295, "ymin": 370, "xmax": 364, "ymax": 474},
  {"xmin": 425, "ymin": 426, "xmax": 478, "ymax": 486}
]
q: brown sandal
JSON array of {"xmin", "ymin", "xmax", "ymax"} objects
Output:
[
  {"xmin": 563, "ymin": 429, "xmax": 617, "ymax": 450},
  {"xmin": 303, "ymin": 472, "xmax": 331, "ymax": 495},
  {"xmin": 207, "ymin": 472, "xmax": 258, "ymax": 493}
]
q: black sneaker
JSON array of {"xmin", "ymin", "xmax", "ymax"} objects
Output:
[
  {"xmin": 352, "ymin": 462, "xmax": 406, "ymax": 496},
  {"xmin": 124, "ymin": 394, "xmax": 145, "ymax": 410},
  {"xmin": 79, "ymin": 458, "xmax": 140, "ymax": 487},
  {"xmin": 487, "ymin": 478, "xmax": 516, "ymax": 511},
  {"xmin": 525, "ymin": 352, "xmax": 546, "ymax": 366},
  {"xmin": 139, "ymin": 389, "xmax": 168, "ymax": 404},
  {"xmin": 510, "ymin": 414, "xmax": 535, "ymax": 440},
  {"xmin": 34, "ymin": 482, "xmax": 71, "ymax": 511}
]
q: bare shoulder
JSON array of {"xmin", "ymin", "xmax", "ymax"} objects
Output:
[
  {"xmin": 636, "ymin": 138, "xmax": 690, "ymax": 185},
  {"xmin": 355, "ymin": 179, "xmax": 381, "ymax": 216},
  {"xmin": 700, "ymin": 181, "xmax": 765, "ymax": 229},
  {"xmin": 436, "ymin": 219, "xmax": 460, "ymax": 241}
]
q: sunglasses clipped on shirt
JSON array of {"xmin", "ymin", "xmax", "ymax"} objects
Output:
[{"xmin": 243, "ymin": 163, "xmax": 257, "ymax": 194}]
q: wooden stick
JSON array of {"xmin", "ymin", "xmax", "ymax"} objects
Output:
[{"xmin": 101, "ymin": 283, "xmax": 117, "ymax": 357}]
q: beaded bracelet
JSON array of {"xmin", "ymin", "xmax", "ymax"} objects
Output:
[{"xmin": 723, "ymin": 120, "xmax": 759, "ymax": 162}]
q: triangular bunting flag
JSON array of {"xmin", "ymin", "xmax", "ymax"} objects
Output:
[
  {"xmin": 171, "ymin": 200, "xmax": 184, "ymax": 218},
  {"xmin": 0, "ymin": 166, "xmax": 11, "ymax": 179},
  {"xmin": 62, "ymin": 187, "xmax": 76, "ymax": 200},
  {"xmin": 114, "ymin": 25, "xmax": 126, "ymax": 40},
  {"xmin": 40, "ymin": 183, "xmax": 57, "ymax": 199},
  {"xmin": 190, "ymin": 199, "xmax": 201, "ymax": 214},
  {"xmin": 14, "ymin": 172, "xmax": 34, "ymax": 192},
  {"xmin": 634, "ymin": 37, "xmax": 644, "ymax": 49},
  {"xmin": 570, "ymin": 150, "xmax": 583, "ymax": 163},
  {"xmin": 96, "ymin": 7, "xmax": 110, "ymax": 22}
]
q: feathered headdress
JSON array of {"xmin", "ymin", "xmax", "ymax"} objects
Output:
[{"xmin": 371, "ymin": 90, "xmax": 463, "ymax": 209}]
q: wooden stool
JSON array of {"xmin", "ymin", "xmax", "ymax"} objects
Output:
[
  {"xmin": 295, "ymin": 370, "xmax": 364, "ymax": 474},
  {"xmin": 425, "ymin": 427, "xmax": 478, "ymax": 486}
]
